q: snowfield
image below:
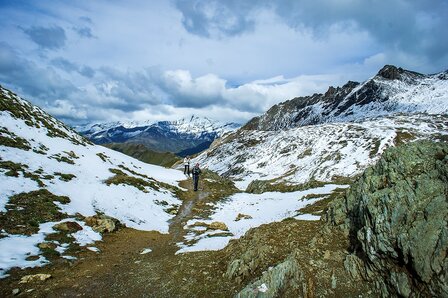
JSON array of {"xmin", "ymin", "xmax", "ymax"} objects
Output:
[
  {"xmin": 177, "ymin": 184, "xmax": 348, "ymax": 253},
  {"xmin": 0, "ymin": 110, "xmax": 185, "ymax": 231},
  {"xmin": 0, "ymin": 218, "xmax": 101, "ymax": 278},
  {"xmin": 195, "ymin": 114, "xmax": 448, "ymax": 190},
  {"xmin": 0, "ymin": 86, "xmax": 186, "ymax": 277}
]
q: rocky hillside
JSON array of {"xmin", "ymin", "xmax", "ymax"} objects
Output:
[
  {"xmin": 196, "ymin": 114, "xmax": 448, "ymax": 190},
  {"xmin": 76, "ymin": 116, "xmax": 240, "ymax": 156},
  {"xmin": 0, "ymin": 85, "xmax": 185, "ymax": 278},
  {"xmin": 219, "ymin": 141, "xmax": 447, "ymax": 297},
  {"xmin": 103, "ymin": 143, "xmax": 180, "ymax": 167},
  {"xmin": 244, "ymin": 65, "xmax": 448, "ymax": 131},
  {"xmin": 327, "ymin": 140, "xmax": 448, "ymax": 297},
  {"xmin": 195, "ymin": 65, "xmax": 448, "ymax": 190}
]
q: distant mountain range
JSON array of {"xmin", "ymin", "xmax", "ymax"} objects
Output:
[
  {"xmin": 75, "ymin": 116, "xmax": 240, "ymax": 156},
  {"xmin": 195, "ymin": 65, "xmax": 448, "ymax": 190}
]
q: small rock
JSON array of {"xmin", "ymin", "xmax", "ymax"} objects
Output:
[
  {"xmin": 208, "ymin": 221, "xmax": 228, "ymax": 231},
  {"xmin": 19, "ymin": 274, "xmax": 52, "ymax": 284},
  {"xmin": 84, "ymin": 215, "xmax": 117, "ymax": 233},
  {"xmin": 140, "ymin": 248, "xmax": 152, "ymax": 255},
  {"xmin": 12, "ymin": 288, "xmax": 20, "ymax": 295},
  {"xmin": 53, "ymin": 221, "xmax": 83, "ymax": 232}
]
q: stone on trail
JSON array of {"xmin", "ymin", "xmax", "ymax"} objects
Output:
[
  {"xmin": 84, "ymin": 214, "xmax": 118, "ymax": 233},
  {"xmin": 19, "ymin": 274, "xmax": 52, "ymax": 283}
]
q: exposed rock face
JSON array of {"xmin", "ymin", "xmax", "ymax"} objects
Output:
[{"xmin": 327, "ymin": 140, "xmax": 448, "ymax": 297}]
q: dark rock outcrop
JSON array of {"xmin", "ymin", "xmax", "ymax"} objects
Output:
[{"xmin": 327, "ymin": 140, "xmax": 448, "ymax": 297}]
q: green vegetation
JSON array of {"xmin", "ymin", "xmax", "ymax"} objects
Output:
[
  {"xmin": 96, "ymin": 152, "xmax": 110, "ymax": 162},
  {"xmin": 0, "ymin": 160, "xmax": 46, "ymax": 187},
  {"xmin": 103, "ymin": 143, "xmax": 180, "ymax": 167},
  {"xmin": 394, "ymin": 130, "xmax": 416, "ymax": 145},
  {"xmin": 54, "ymin": 172, "xmax": 76, "ymax": 182},
  {"xmin": 105, "ymin": 168, "xmax": 159, "ymax": 192},
  {"xmin": 0, "ymin": 126, "xmax": 31, "ymax": 150},
  {"xmin": 246, "ymin": 176, "xmax": 354, "ymax": 194},
  {"xmin": 0, "ymin": 189, "xmax": 70, "ymax": 236},
  {"xmin": 50, "ymin": 152, "xmax": 76, "ymax": 164},
  {"xmin": 33, "ymin": 143, "xmax": 49, "ymax": 155},
  {"xmin": 296, "ymin": 188, "xmax": 347, "ymax": 216}
]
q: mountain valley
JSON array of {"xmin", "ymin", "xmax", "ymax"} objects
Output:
[{"xmin": 0, "ymin": 64, "xmax": 447, "ymax": 297}]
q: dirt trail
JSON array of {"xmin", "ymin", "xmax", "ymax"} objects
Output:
[{"xmin": 0, "ymin": 175, "xmax": 235, "ymax": 297}]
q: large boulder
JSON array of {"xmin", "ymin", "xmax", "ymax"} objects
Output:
[
  {"xmin": 327, "ymin": 140, "xmax": 448, "ymax": 297},
  {"xmin": 84, "ymin": 214, "xmax": 119, "ymax": 233}
]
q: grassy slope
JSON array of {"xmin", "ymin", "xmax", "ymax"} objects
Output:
[{"xmin": 103, "ymin": 143, "xmax": 180, "ymax": 168}]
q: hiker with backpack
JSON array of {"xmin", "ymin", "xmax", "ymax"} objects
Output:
[
  {"xmin": 192, "ymin": 163, "xmax": 202, "ymax": 191},
  {"xmin": 184, "ymin": 156, "xmax": 191, "ymax": 176}
]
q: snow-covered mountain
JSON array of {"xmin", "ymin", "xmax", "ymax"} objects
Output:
[
  {"xmin": 0, "ymin": 85, "xmax": 185, "ymax": 277},
  {"xmin": 244, "ymin": 65, "xmax": 448, "ymax": 131},
  {"xmin": 197, "ymin": 114, "xmax": 448, "ymax": 190},
  {"xmin": 76, "ymin": 116, "xmax": 240, "ymax": 156},
  {"xmin": 195, "ymin": 65, "xmax": 448, "ymax": 190}
]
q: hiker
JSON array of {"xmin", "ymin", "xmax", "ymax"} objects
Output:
[
  {"xmin": 184, "ymin": 156, "xmax": 191, "ymax": 176},
  {"xmin": 192, "ymin": 163, "xmax": 202, "ymax": 191}
]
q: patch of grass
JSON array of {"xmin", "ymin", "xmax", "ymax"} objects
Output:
[
  {"xmin": 0, "ymin": 160, "xmax": 47, "ymax": 186},
  {"xmin": 33, "ymin": 143, "xmax": 49, "ymax": 155},
  {"xmin": 298, "ymin": 148, "xmax": 313, "ymax": 158},
  {"xmin": 50, "ymin": 153, "xmax": 75, "ymax": 164},
  {"xmin": 0, "ymin": 189, "xmax": 70, "ymax": 236},
  {"xmin": 394, "ymin": 130, "xmax": 416, "ymax": 145},
  {"xmin": 0, "ymin": 160, "xmax": 28, "ymax": 177},
  {"xmin": 246, "ymin": 176, "xmax": 354, "ymax": 194},
  {"xmin": 105, "ymin": 168, "xmax": 159, "ymax": 192},
  {"xmin": 54, "ymin": 172, "xmax": 76, "ymax": 182},
  {"xmin": 297, "ymin": 188, "xmax": 347, "ymax": 216},
  {"xmin": 0, "ymin": 127, "xmax": 31, "ymax": 150},
  {"xmin": 369, "ymin": 139, "xmax": 382, "ymax": 158},
  {"xmin": 103, "ymin": 143, "xmax": 180, "ymax": 167},
  {"xmin": 64, "ymin": 150, "xmax": 79, "ymax": 159},
  {"xmin": 96, "ymin": 152, "xmax": 110, "ymax": 162}
]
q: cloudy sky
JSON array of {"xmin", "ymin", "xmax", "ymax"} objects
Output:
[{"xmin": 0, "ymin": 0, "xmax": 447, "ymax": 125}]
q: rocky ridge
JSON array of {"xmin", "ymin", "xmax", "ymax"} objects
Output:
[{"xmin": 244, "ymin": 65, "xmax": 448, "ymax": 131}]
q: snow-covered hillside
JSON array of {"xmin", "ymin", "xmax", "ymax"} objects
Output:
[
  {"xmin": 0, "ymin": 86, "xmax": 185, "ymax": 277},
  {"xmin": 76, "ymin": 115, "xmax": 240, "ymax": 155},
  {"xmin": 245, "ymin": 65, "xmax": 448, "ymax": 131},
  {"xmin": 196, "ymin": 114, "xmax": 448, "ymax": 190}
]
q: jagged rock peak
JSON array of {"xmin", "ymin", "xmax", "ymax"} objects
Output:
[
  {"xmin": 376, "ymin": 64, "xmax": 424, "ymax": 80},
  {"xmin": 241, "ymin": 65, "xmax": 447, "ymax": 131}
]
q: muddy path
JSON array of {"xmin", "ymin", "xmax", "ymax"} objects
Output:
[{"xmin": 0, "ymin": 175, "xmax": 237, "ymax": 297}]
